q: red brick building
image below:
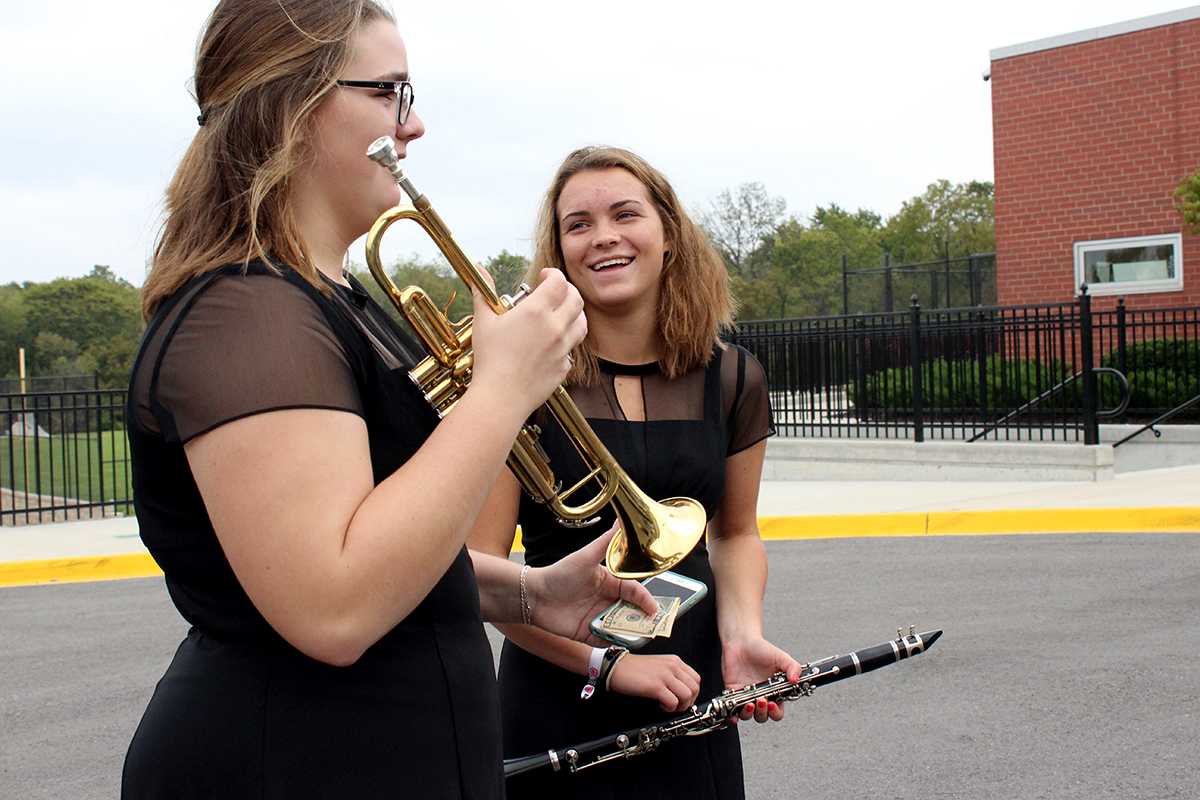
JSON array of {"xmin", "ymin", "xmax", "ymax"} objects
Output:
[{"xmin": 990, "ymin": 8, "xmax": 1200, "ymax": 309}]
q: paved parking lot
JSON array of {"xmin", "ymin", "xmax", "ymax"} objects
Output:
[{"xmin": 2, "ymin": 533, "xmax": 1197, "ymax": 799}]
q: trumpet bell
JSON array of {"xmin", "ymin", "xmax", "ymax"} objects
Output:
[{"xmin": 605, "ymin": 495, "xmax": 707, "ymax": 580}]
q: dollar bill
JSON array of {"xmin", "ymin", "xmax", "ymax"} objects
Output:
[
  {"xmin": 601, "ymin": 596, "xmax": 681, "ymax": 638},
  {"xmin": 654, "ymin": 598, "xmax": 679, "ymax": 638}
]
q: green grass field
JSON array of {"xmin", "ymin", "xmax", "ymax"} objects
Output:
[{"xmin": 0, "ymin": 431, "xmax": 133, "ymax": 504}]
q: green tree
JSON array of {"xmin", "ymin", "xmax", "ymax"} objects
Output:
[
  {"xmin": 15, "ymin": 266, "xmax": 142, "ymax": 388},
  {"xmin": 1176, "ymin": 169, "xmax": 1200, "ymax": 234},
  {"xmin": 881, "ymin": 180, "xmax": 995, "ymax": 263},
  {"xmin": 347, "ymin": 251, "xmax": 479, "ymax": 338},
  {"xmin": 734, "ymin": 219, "xmax": 847, "ymax": 320},
  {"xmin": 699, "ymin": 182, "xmax": 786, "ymax": 278},
  {"xmin": 811, "ymin": 204, "xmax": 884, "ymax": 264},
  {"xmin": 0, "ymin": 284, "xmax": 28, "ymax": 377},
  {"xmin": 484, "ymin": 250, "xmax": 530, "ymax": 298},
  {"xmin": 706, "ymin": 179, "xmax": 994, "ymax": 320}
]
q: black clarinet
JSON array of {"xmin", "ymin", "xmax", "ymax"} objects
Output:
[{"xmin": 504, "ymin": 627, "xmax": 942, "ymax": 778}]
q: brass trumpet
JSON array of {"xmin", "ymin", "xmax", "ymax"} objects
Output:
[{"xmin": 363, "ymin": 136, "xmax": 706, "ymax": 579}]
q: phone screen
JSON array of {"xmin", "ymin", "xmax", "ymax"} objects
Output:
[{"xmin": 642, "ymin": 576, "xmax": 698, "ymax": 603}]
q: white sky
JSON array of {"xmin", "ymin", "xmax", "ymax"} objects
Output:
[{"xmin": 0, "ymin": 1, "xmax": 1192, "ymax": 286}]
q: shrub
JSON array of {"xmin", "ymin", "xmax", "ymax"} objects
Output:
[
  {"xmin": 1100, "ymin": 339, "xmax": 1200, "ymax": 415},
  {"xmin": 849, "ymin": 355, "xmax": 1071, "ymax": 412}
]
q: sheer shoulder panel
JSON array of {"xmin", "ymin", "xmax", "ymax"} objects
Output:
[
  {"xmin": 721, "ymin": 344, "xmax": 776, "ymax": 456},
  {"xmin": 145, "ymin": 273, "xmax": 363, "ymax": 443}
]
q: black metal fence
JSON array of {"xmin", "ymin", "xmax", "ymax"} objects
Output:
[
  {"xmin": 0, "ymin": 374, "xmax": 100, "ymax": 394},
  {"xmin": 1092, "ymin": 300, "xmax": 1200, "ymax": 420},
  {"xmin": 731, "ymin": 294, "xmax": 1200, "ymax": 443},
  {"xmin": 1, "ymin": 389, "xmax": 132, "ymax": 526},
  {"xmin": 842, "ymin": 252, "xmax": 997, "ymax": 315}
]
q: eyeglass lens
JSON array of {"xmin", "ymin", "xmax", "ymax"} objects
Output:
[{"xmin": 397, "ymin": 84, "xmax": 413, "ymax": 126}]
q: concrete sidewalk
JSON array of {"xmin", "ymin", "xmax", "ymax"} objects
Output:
[
  {"xmin": 758, "ymin": 461, "xmax": 1200, "ymax": 515},
  {"xmin": 3, "ymin": 462, "xmax": 1198, "ymax": 587}
]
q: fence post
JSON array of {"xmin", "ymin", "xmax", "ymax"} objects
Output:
[
  {"xmin": 1078, "ymin": 285, "xmax": 1099, "ymax": 445},
  {"xmin": 31, "ymin": 395, "xmax": 45, "ymax": 523},
  {"xmin": 1116, "ymin": 297, "xmax": 1128, "ymax": 376},
  {"xmin": 968, "ymin": 255, "xmax": 979, "ymax": 306},
  {"xmin": 975, "ymin": 308, "xmax": 989, "ymax": 433},
  {"xmin": 884, "ymin": 253, "xmax": 894, "ymax": 313},
  {"xmin": 944, "ymin": 243, "xmax": 952, "ymax": 308},
  {"xmin": 854, "ymin": 318, "xmax": 867, "ymax": 427},
  {"xmin": 96, "ymin": 392, "xmax": 107, "ymax": 507},
  {"xmin": 909, "ymin": 295, "xmax": 925, "ymax": 443},
  {"xmin": 841, "ymin": 254, "xmax": 849, "ymax": 316}
]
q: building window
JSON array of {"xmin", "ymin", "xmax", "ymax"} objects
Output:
[{"xmin": 1074, "ymin": 234, "xmax": 1183, "ymax": 296}]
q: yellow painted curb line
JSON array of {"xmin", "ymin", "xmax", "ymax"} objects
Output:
[
  {"xmin": 0, "ymin": 553, "xmax": 162, "ymax": 588},
  {"xmin": 759, "ymin": 506, "xmax": 1200, "ymax": 540},
  {"xmin": 4, "ymin": 508, "xmax": 1199, "ymax": 588}
]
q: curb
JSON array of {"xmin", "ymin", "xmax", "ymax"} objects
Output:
[
  {"xmin": 758, "ymin": 506, "xmax": 1200, "ymax": 539},
  {"xmin": 0, "ymin": 553, "xmax": 161, "ymax": 589},
  {"xmin": 3, "ymin": 507, "xmax": 1199, "ymax": 588}
]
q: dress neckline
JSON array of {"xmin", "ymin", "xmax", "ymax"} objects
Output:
[
  {"xmin": 324, "ymin": 272, "xmax": 371, "ymax": 310},
  {"xmin": 596, "ymin": 357, "xmax": 661, "ymax": 376}
]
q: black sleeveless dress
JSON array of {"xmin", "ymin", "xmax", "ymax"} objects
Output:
[
  {"xmin": 122, "ymin": 263, "xmax": 503, "ymax": 799},
  {"xmin": 499, "ymin": 345, "xmax": 774, "ymax": 799}
]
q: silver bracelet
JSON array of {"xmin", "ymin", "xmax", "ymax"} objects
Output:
[
  {"xmin": 519, "ymin": 564, "xmax": 532, "ymax": 625},
  {"xmin": 603, "ymin": 649, "xmax": 629, "ymax": 691}
]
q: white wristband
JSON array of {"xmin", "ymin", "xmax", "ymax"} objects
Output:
[{"xmin": 587, "ymin": 646, "xmax": 606, "ymax": 679}]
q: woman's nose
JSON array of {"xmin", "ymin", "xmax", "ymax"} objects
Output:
[
  {"xmin": 591, "ymin": 222, "xmax": 618, "ymax": 248},
  {"xmin": 397, "ymin": 109, "xmax": 425, "ymax": 142}
]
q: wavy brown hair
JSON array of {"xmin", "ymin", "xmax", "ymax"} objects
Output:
[
  {"xmin": 529, "ymin": 146, "xmax": 735, "ymax": 385},
  {"xmin": 140, "ymin": 0, "xmax": 394, "ymax": 319}
]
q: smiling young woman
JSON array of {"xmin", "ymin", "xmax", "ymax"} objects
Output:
[
  {"xmin": 122, "ymin": 5, "xmax": 654, "ymax": 799},
  {"xmin": 469, "ymin": 147, "xmax": 803, "ymax": 799}
]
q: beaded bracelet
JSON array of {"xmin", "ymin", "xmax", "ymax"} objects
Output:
[{"xmin": 519, "ymin": 564, "xmax": 532, "ymax": 625}]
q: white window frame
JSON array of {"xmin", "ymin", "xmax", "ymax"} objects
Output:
[{"xmin": 1074, "ymin": 233, "xmax": 1183, "ymax": 297}]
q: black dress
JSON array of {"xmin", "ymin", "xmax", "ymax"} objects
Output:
[
  {"xmin": 499, "ymin": 345, "xmax": 775, "ymax": 799},
  {"xmin": 122, "ymin": 263, "xmax": 503, "ymax": 799}
]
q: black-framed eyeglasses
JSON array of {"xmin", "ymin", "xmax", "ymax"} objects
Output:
[{"xmin": 335, "ymin": 80, "xmax": 415, "ymax": 126}]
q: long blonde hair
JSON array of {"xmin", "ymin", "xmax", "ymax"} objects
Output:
[
  {"xmin": 140, "ymin": 0, "xmax": 394, "ymax": 319},
  {"xmin": 530, "ymin": 146, "xmax": 735, "ymax": 384}
]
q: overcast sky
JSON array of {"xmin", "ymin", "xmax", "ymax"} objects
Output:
[{"xmin": 1, "ymin": 1, "xmax": 1192, "ymax": 286}]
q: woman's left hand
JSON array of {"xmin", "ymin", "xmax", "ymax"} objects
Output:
[
  {"xmin": 721, "ymin": 636, "xmax": 804, "ymax": 723},
  {"xmin": 525, "ymin": 524, "xmax": 657, "ymax": 644}
]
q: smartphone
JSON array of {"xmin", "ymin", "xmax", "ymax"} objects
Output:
[{"xmin": 589, "ymin": 570, "xmax": 708, "ymax": 649}]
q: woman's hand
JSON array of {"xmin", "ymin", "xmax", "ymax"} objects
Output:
[
  {"xmin": 607, "ymin": 653, "xmax": 701, "ymax": 712},
  {"xmin": 525, "ymin": 524, "xmax": 657, "ymax": 644},
  {"xmin": 722, "ymin": 636, "xmax": 804, "ymax": 723},
  {"xmin": 469, "ymin": 268, "xmax": 586, "ymax": 420}
]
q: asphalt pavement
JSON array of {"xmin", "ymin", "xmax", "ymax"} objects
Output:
[{"xmin": 3, "ymin": 534, "xmax": 1198, "ymax": 799}]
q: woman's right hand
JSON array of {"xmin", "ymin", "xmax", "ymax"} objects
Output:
[
  {"xmin": 469, "ymin": 268, "xmax": 586, "ymax": 419},
  {"xmin": 606, "ymin": 653, "xmax": 701, "ymax": 713}
]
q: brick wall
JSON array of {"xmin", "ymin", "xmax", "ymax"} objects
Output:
[{"xmin": 991, "ymin": 16, "xmax": 1200, "ymax": 311}]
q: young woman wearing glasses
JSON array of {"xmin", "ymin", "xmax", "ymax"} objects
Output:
[
  {"xmin": 469, "ymin": 147, "xmax": 802, "ymax": 799},
  {"xmin": 121, "ymin": 3, "xmax": 654, "ymax": 798}
]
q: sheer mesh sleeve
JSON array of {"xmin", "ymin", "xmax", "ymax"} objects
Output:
[
  {"xmin": 153, "ymin": 273, "xmax": 363, "ymax": 443},
  {"xmin": 724, "ymin": 344, "xmax": 776, "ymax": 457}
]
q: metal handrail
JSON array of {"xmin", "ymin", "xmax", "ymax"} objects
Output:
[
  {"xmin": 967, "ymin": 367, "xmax": 1129, "ymax": 443},
  {"xmin": 1111, "ymin": 392, "xmax": 1200, "ymax": 448}
]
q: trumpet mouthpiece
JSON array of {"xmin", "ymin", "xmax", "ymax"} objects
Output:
[
  {"xmin": 365, "ymin": 135, "xmax": 417, "ymax": 202},
  {"xmin": 367, "ymin": 136, "xmax": 399, "ymax": 168}
]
